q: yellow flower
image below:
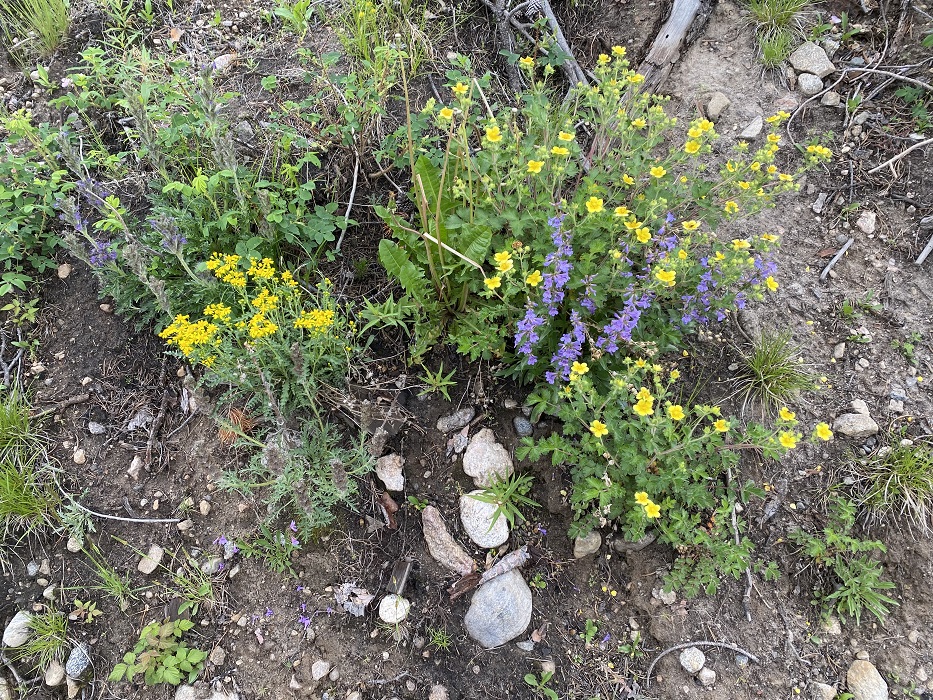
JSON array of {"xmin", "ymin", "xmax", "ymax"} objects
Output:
[
  {"xmin": 204, "ymin": 303, "xmax": 232, "ymax": 322},
  {"xmin": 650, "ymin": 165, "xmax": 666, "ymax": 178},
  {"xmin": 558, "ymin": 131, "xmax": 575, "ymax": 142},
  {"xmin": 527, "ymin": 160, "xmax": 544, "ymax": 174},
  {"xmin": 631, "ymin": 118, "xmax": 646, "ymax": 129},
  {"xmin": 738, "ymin": 181, "xmax": 751, "ymax": 190},
  {"xmin": 654, "ymin": 268, "xmax": 676, "ymax": 286},
  {"xmin": 731, "ymin": 238, "xmax": 751, "ymax": 250},
  {"xmin": 589, "ymin": 420, "xmax": 608, "ymax": 438},
  {"xmin": 669, "ymin": 369, "xmax": 680, "ymax": 380},
  {"xmin": 713, "ymin": 418, "xmax": 729, "ymax": 433},
  {"xmin": 815, "ymin": 423, "xmax": 833, "ymax": 441},
  {"xmin": 634, "ymin": 359, "xmax": 647, "ymax": 368},
  {"xmin": 779, "ymin": 431, "xmax": 798, "ymax": 449},
  {"xmin": 766, "ymin": 276, "xmax": 779, "ymax": 292},
  {"xmin": 684, "ymin": 140, "xmax": 700, "ymax": 155},
  {"xmin": 597, "ymin": 53, "xmax": 611, "ymax": 65},
  {"xmin": 779, "ymin": 407, "xmax": 796, "ymax": 421},
  {"xmin": 571, "ymin": 361, "xmax": 589, "ymax": 375},
  {"xmin": 251, "ymin": 288, "xmax": 279, "ymax": 313},
  {"xmin": 627, "ymin": 73, "xmax": 645, "ymax": 84},
  {"xmin": 622, "ymin": 174, "xmax": 635, "ymax": 185},
  {"xmin": 497, "ymin": 259, "xmax": 514, "ymax": 272},
  {"xmin": 724, "ymin": 201, "xmax": 739, "ymax": 214},
  {"xmin": 652, "ymin": 364, "xmax": 663, "ymax": 372},
  {"xmin": 551, "ymin": 146, "xmax": 570, "ymax": 156},
  {"xmin": 611, "ymin": 250, "xmax": 622, "ymax": 259},
  {"xmin": 761, "ymin": 233, "xmax": 778, "ymax": 242},
  {"xmin": 667, "ymin": 404, "xmax": 685, "ymax": 420},
  {"xmin": 293, "ymin": 308, "xmax": 335, "ymax": 335},
  {"xmin": 678, "ymin": 249, "xmax": 687, "ymax": 260},
  {"xmin": 644, "ymin": 502, "xmax": 661, "ymax": 518},
  {"xmin": 247, "ymin": 257, "xmax": 276, "ymax": 279},
  {"xmin": 280, "ymin": 270, "xmax": 298, "ymax": 288},
  {"xmin": 633, "ymin": 396, "xmax": 654, "ymax": 416},
  {"xmin": 688, "ymin": 127, "xmax": 702, "ymax": 139},
  {"xmin": 526, "ymin": 270, "xmax": 543, "ymax": 286},
  {"xmin": 438, "ymin": 107, "xmax": 454, "ymax": 120},
  {"xmin": 767, "ymin": 164, "xmax": 778, "ymax": 174},
  {"xmin": 682, "ymin": 220, "xmax": 700, "ymax": 231},
  {"xmin": 484, "ymin": 276, "xmax": 501, "ymax": 289},
  {"xmin": 714, "ymin": 251, "xmax": 726, "ymax": 261},
  {"xmin": 698, "ymin": 119, "xmax": 713, "ymax": 132},
  {"xmin": 585, "ymin": 196, "xmax": 604, "ymax": 214},
  {"xmin": 636, "ymin": 228, "xmax": 651, "ymax": 244},
  {"xmin": 611, "ymin": 45, "xmax": 626, "ymax": 57},
  {"xmin": 247, "ymin": 312, "xmax": 278, "ymax": 339},
  {"xmin": 614, "ymin": 206, "xmax": 630, "ymax": 217},
  {"xmin": 452, "ymin": 82, "xmax": 468, "ymax": 96},
  {"xmin": 485, "ymin": 125, "xmax": 502, "ymax": 143},
  {"xmin": 634, "ymin": 491, "xmax": 650, "ymax": 505},
  {"xmin": 518, "ymin": 56, "xmax": 534, "ymax": 69},
  {"xmin": 767, "ymin": 133, "xmax": 780, "ymax": 144},
  {"xmin": 494, "ymin": 251, "xmax": 512, "ymax": 263}
]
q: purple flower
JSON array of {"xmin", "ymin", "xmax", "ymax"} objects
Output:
[
  {"xmin": 290, "ymin": 536, "xmax": 300, "ymax": 547},
  {"xmin": 514, "ymin": 304, "xmax": 546, "ymax": 366},
  {"xmin": 541, "ymin": 216, "xmax": 573, "ymax": 316},
  {"xmin": 289, "ymin": 520, "xmax": 298, "ymax": 532},
  {"xmin": 298, "ymin": 615, "xmax": 311, "ymax": 629},
  {"xmin": 88, "ymin": 240, "xmax": 117, "ymax": 267},
  {"xmin": 214, "ymin": 535, "xmax": 228, "ymax": 546},
  {"xmin": 264, "ymin": 607, "xmax": 274, "ymax": 617},
  {"xmin": 548, "ymin": 310, "xmax": 586, "ymax": 381}
]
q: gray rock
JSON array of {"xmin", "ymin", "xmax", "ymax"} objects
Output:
[
  {"xmin": 573, "ymin": 531, "xmax": 602, "ymax": 559},
  {"xmin": 65, "ymin": 643, "xmax": 92, "ymax": 680},
  {"xmin": 422, "ymin": 506, "xmax": 476, "ymax": 575},
  {"xmin": 822, "ymin": 37, "xmax": 840, "ymax": 57},
  {"xmin": 811, "ymin": 681, "xmax": 837, "ymax": 700},
  {"xmin": 174, "ymin": 683, "xmax": 240, "ymax": 699},
  {"xmin": 856, "ymin": 210, "xmax": 877, "ymax": 234},
  {"xmin": 813, "ymin": 192, "xmax": 828, "ymax": 214},
  {"xmin": 0, "ymin": 678, "xmax": 11, "ymax": 700},
  {"xmin": 460, "ymin": 491, "xmax": 509, "ymax": 548},
  {"xmin": 697, "ymin": 667, "xmax": 716, "ymax": 687},
  {"xmin": 436, "ymin": 407, "xmax": 475, "ymax": 433},
  {"xmin": 2, "ymin": 611, "xmax": 33, "ymax": 647},
  {"xmin": 464, "ymin": 570, "xmax": 532, "ymax": 648},
  {"xmin": 66, "ymin": 679, "xmax": 80, "ymax": 699},
  {"xmin": 137, "ymin": 544, "xmax": 164, "ymax": 575},
  {"xmin": 462, "ymin": 429, "xmax": 513, "ymax": 487},
  {"xmin": 233, "ymin": 120, "xmax": 254, "ymax": 141},
  {"xmin": 26, "ymin": 561, "xmax": 40, "ymax": 577},
  {"xmin": 375, "ymin": 453, "xmax": 405, "ymax": 492},
  {"xmin": 846, "ymin": 660, "xmax": 888, "ymax": 700},
  {"xmin": 789, "ymin": 41, "xmax": 836, "ymax": 78},
  {"xmin": 799, "ymin": 73, "xmax": 824, "ymax": 96},
  {"xmin": 209, "ymin": 646, "xmax": 226, "ymax": 665},
  {"xmin": 88, "ymin": 421, "xmax": 106, "ymax": 435},
  {"xmin": 45, "ymin": 660, "xmax": 66, "ymax": 686},
  {"xmin": 378, "ymin": 594, "xmax": 411, "ymax": 624},
  {"xmin": 612, "ymin": 530, "xmax": 657, "ymax": 552},
  {"xmin": 311, "ymin": 660, "xmax": 332, "ymax": 681},
  {"xmin": 707, "ymin": 92, "xmax": 731, "ymax": 120},
  {"xmin": 66, "ymin": 536, "xmax": 83, "ymax": 553},
  {"xmin": 833, "ymin": 413, "xmax": 879, "ymax": 438},
  {"xmin": 200, "ymin": 556, "xmax": 223, "ymax": 575},
  {"xmin": 346, "ymin": 693, "xmax": 362, "ymax": 700},
  {"xmin": 679, "ymin": 646, "xmax": 706, "ymax": 674},
  {"xmin": 851, "ymin": 399, "xmax": 871, "ymax": 415},
  {"xmin": 739, "ymin": 116, "xmax": 763, "ymax": 139},
  {"xmin": 821, "ymin": 91, "xmax": 842, "ymax": 107},
  {"xmin": 177, "ymin": 519, "xmax": 194, "ymax": 532},
  {"xmin": 429, "ymin": 685, "xmax": 449, "ymax": 700},
  {"xmin": 512, "ymin": 416, "xmax": 533, "ymax": 438},
  {"xmin": 833, "ymin": 342, "xmax": 846, "ymax": 360}
]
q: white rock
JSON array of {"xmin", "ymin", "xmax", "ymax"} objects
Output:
[
  {"xmin": 851, "ymin": 399, "xmax": 871, "ymax": 415},
  {"xmin": 811, "ymin": 681, "xmax": 837, "ymax": 700},
  {"xmin": 697, "ymin": 667, "xmax": 716, "ymax": 687},
  {"xmin": 0, "ymin": 678, "xmax": 11, "ymax": 700},
  {"xmin": 378, "ymin": 594, "xmax": 411, "ymax": 624},
  {"xmin": 462, "ymin": 428, "xmax": 513, "ymax": 487},
  {"xmin": 679, "ymin": 646, "xmax": 706, "ymax": 674},
  {"xmin": 464, "ymin": 570, "xmax": 532, "ymax": 648},
  {"xmin": 345, "ymin": 693, "xmax": 362, "ymax": 700},
  {"xmin": 846, "ymin": 660, "xmax": 888, "ymax": 700},
  {"xmin": 57, "ymin": 263, "xmax": 72, "ymax": 279},
  {"xmin": 429, "ymin": 685, "xmax": 450, "ymax": 700},
  {"xmin": 856, "ymin": 210, "xmax": 877, "ymax": 234},
  {"xmin": 177, "ymin": 519, "xmax": 195, "ymax": 532},
  {"xmin": 2, "ymin": 611, "xmax": 33, "ymax": 647},
  {"xmin": 66, "ymin": 536, "xmax": 82, "ymax": 553},
  {"xmin": 460, "ymin": 491, "xmax": 509, "ymax": 548},
  {"xmin": 311, "ymin": 659, "xmax": 332, "ymax": 681},
  {"xmin": 832, "ymin": 413, "xmax": 879, "ymax": 438},
  {"xmin": 137, "ymin": 544, "xmax": 164, "ymax": 575},
  {"xmin": 707, "ymin": 91, "xmax": 730, "ymax": 120},
  {"xmin": 573, "ymin": 531, "xmax": 602, "ymax": 558},
  {"xmin": 436, "ymin": 407, "xmax": 475, "ymax": 432},
  {"xmin": 789, "ymin": 42, "xmax": 836, "ymax": 78},
  {"xmin": 72, "ymin": 448, "xmax": 87, "ymax": 465},
  {"xmin": 199, "ymin": 500, "xmax": 212, "ymax": 516},
  {"xmin": 45, "ymin": 659, "xmax": 66, "ymax": 686},
  {"xmin": 739, "ymin": 116, "xmax": 763, "ymax": 139},
  {"xmin": 798, "ymin": 73, "xmax": 824, "ymax": 96},
  {"xmin": 821, "ymin": 91, "xmax": 842, "ymax": 107},
  {"xmin": 375, "ymin": 453, "xmax": 405, "ymax": 492},
  {"xmin": 128, "ymin": 454, "xmax": 144, "ymax": 480}
]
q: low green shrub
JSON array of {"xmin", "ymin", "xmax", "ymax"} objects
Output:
[{"xmin": 109, "ymin": 619, "xmax": 207, "ymax": 686}]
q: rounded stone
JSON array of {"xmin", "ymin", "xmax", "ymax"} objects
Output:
[
  {"xmin": 460, "ymin": 492, "xmax": 509, "ymax": 549},
  {"xmin": 462, "ymin": 428, "xmax": 513, "ymax": 487},
  {"xmin": 573, "ymin": 531, "xmax": 602, "ymax": 559},
  {"xmin": 846, "ymin": 660, "xmax": 888, "ymax": 700},
  {"xmin": 464, "ymin": 569, "xmax": 532, "ymax": 649},
  {"xmin": 378, "ymin": 594, "xmax": 411, "ymax": 624},
  {"xmin": 679, "ymin": 646, "xmax": 706, "ymax": 674}
]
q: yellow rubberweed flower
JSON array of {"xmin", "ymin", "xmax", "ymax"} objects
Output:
[
  {"xmin": 597, "ymin": 53, "xmax": 610, "ymax": 65},
  {"xmin": 731, "ymin": 238, "xmax": 751, "ymax": 250},
  {"xmin": 631, "ymin": 118, "xmax": 646, "ymax": 129},
  {"xmin": 589, "ymin": 420, "xmax": 608, "ymax": 438},
  {"xmin": 622, "ymin": 174, "xmax": 635, "ymax": 185},
  {"xmin": 251, "ymin": 288, "xmax": 279, "ymax": 313},
  {"xmin": 611, "ymin": 45, "xmax": 626, "ymax": 57},
  {"xmin": 526, "ymin": 270, "xmax": 542, "ymax": 286},
  {"xmin": 204, "ymin": 303, "xmax": 232, "ymax": 322},
  {"xmin": 294, "ymin": 308, "xmax": 335, "ymax": 335},
  {"xmin": 247, "ymin": 257, "xmax": 276, "ymax": 279},
  {"xmin": 585, "ymin": 196, "xmax": 604, "ymax": 214},
  {"xmin": 667, "ymin": 404, "xmax": 685, "ymax": 420},
  {"xmin": 248, "ymin": 313, "xmax": 278, "ymax": 339},
  {"xmin": 634, "ymin": 359, "xmax": 647, "ymax": 368}
]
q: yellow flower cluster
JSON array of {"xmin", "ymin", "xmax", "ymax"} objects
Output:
[
  {"xmin": 633, "ymin": 387, "xmax": 654, "ymax": 416},
  {"xmin": 206, "ymin": 253, "xmax": 246, "ymax": 288},
  {"xmin": 248, "ymin": 313, "xmax": 278, "ymax": 339},
  {"xmin": 806, "ymin": 144, "xmax": 833, "ymax": 159},
  {"xmin": 251, "ymin": 288, "xmax": 279, "ymax": 313},
  {"xmin": 247, "ymin": 257, "xmax": 276, "ymax": 280},
  {"xmin": 634, "ymin": 491, "xmax": 661, "ymax": 518},
  {"xmin": 159, "ymin": 315, "xmax": 218, "ymax": 357},
  {"xmin": 204, "ymin": 303, "xmax": 232, "ymax": 323},
  {"xmin": 294, "ymin": 309, "xmax": 335, "ymax": 335}
]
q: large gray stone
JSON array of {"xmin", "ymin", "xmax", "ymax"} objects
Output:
[
  {"xmin": 679, "ymin": 646, "xmax": 706, "ymax": 674},
  {"xmin": 573, "ymin": 531, "xmax": 602, "ymax": 559},
  {"xmin": 462, "ymin": 429, "xmax": 513, "ymax": 487},
  {"xmin": 789, "ymin": 41, "xmax": 836, "ymax": 78},
  {"xmin": 2, "ymin": 611, "xmax": 32, "ymax": 647},
  {"xmin": 846, "ymin": 660, "xmax": 888, "ymax": 700},
  {"xmin": 0, "ymin": 679, "xmax": 10, "ymax": 700},
  {"xmin": 833, "ymin": 413, "xmax": 879, "ymax": 438},
  {"xmin": 137, "ymin": 544, "xmax": 164, "ymax": 575},
  {"xmin": 422, "ymin": 506, "xmax": 476, "ymax": 575},
  {"xmin": 460, "ymin": 492, "xmax": 509, "ymax": 549},
  {"xmin": 464, "ymin": 570, "xmax": 532, "ymax": 648}
]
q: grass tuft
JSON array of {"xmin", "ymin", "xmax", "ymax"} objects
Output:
[
  {"xmin": 745, "ymin": 0, "xmax": 816, "ymax": 66},
  {"xmin": 853, "ymin": 440, "xmax": 933, "ymax": 537},
  {"xmin": 0, "ymin": 0, "xmax": 70, "ymax": 59},
  {"xmin": 9, "ymin": 608, "xmax": 69, "ymax": 671},
  {"xmin": 732, "ymin": 331, "xmax": 815, "ymax": 416}
]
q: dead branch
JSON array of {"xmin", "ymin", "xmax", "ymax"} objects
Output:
[
  {"xmin": 32, "ymin": 393, "xmax": 92, "ymax": 420},
  {"xmin": 867, "ymin": 136, "xmax": 933, "ymax": 174},
  {"xmin": 915, "ymin": 233, "xmax": 933, "ymax": 266},
  {"xmin": 637, "ymin": 0, "xmax": 716, "ymax": 91},
  {"xmin": 645, "ymin": 641, "xmax": 759, "ymax": 686},
  {"xmin": 820, "ymin": 237, "xmax": 854, "ymax": 281}
]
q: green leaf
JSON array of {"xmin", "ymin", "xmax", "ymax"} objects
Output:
[
  {"xmin": 378, "ymin": 240, "xmax": 428, "ymax": 302},
  {"xmin": 108, "ymin": 664, "xmax": 128, "ymax": 682}
]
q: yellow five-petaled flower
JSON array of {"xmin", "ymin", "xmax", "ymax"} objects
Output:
[
  {"xmin": 713, "ymin": 418, "xmax": 729, "ymax": 433},
  {"xmin": 667, "ymin": 404, "xmax": 685, "ymax": 420},
  {"xmin": 634, "ymin": 492, "xmax": 650, "ymax": 505},
  {"xmin": 485, "ymin": 125, "xmax": 502, "ymax": 143},
  {"xmin": 526, "ymin": 270, "xmax": 542, "ymax": 286},
  {"xmin": 527, "ymin": 160, "xmax": 544, "ymax": 174},
  {"xmin": 484, "ymin": 276, "xmax": 501, "ymax": 289},
  {"xmin": 589, "ymin": 420, "xmax": 608, "ymax": 438},
  {"xmin": 585, "ymin": 196, "xmax": 604, "ymax": 214},
  {"xmin": 815, "ymin": 422, "xmax": 833, "ymax": 441},
  {"xmin": 779, "ymin": 431, "xmax": 798, "ymax": 449}
]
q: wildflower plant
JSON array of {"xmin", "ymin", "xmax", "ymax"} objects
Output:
[
  {"xmin": 377, "ymin": 50, "xmax": 831, "ymax": 377},
  {"xmin": 517, "ymin": 359, "xmax": 832, "ymax": 595}
]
